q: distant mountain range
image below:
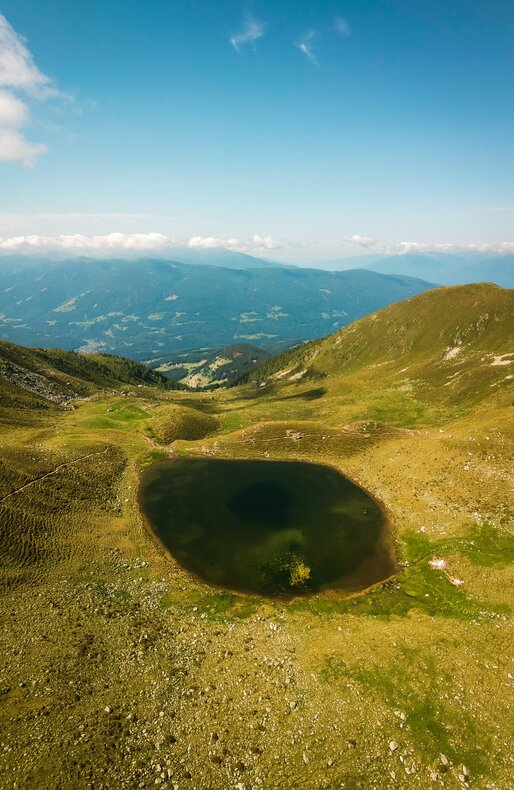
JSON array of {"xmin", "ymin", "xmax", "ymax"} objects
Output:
[
  {"xmin": 363, "ymin": 252, "xmax": 514, "ymax": 288},
  {"xmin": 3, "ymin": 247, "xmax": 512, "ymax": 284},
  {"xmin": 170, "ymin": 248, "xmax": 513, "ymax": 287},
  {"xmin": 159, "ymin": 247, "xmax": 287, "ymax": 269},
  {"xmin": 0, "ymin": 256, "xmax": 434, "ymax": 359},
  {"xmin": 0, "ymin": 247, "xmax": 284, "ymax": 272},
  {"xmin": 309, "ymin": 251, "xmax": 514, "ymax": 288}
]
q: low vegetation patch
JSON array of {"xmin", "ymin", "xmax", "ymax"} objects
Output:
[{"xmin": 151, "ymin": 405, "xmax": 219, "ymax": 444}]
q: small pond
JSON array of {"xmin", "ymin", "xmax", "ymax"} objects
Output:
[{"xmin": 140, "ymin": 458, "xmax": 397, "ymax": 598}]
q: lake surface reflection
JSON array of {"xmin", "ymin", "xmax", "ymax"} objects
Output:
[{"xmin": 140, "ymin": 458, "xmax": 397, "ymax": 598}]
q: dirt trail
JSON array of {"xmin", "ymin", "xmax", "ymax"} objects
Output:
[{"xmin": 0, "ymin": 446, "xmax": 112, "ymax": 505}]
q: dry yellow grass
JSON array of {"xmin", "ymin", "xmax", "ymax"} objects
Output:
[{"xmin": 1, "ymin": 285, "xmax": 513, "ymax": 788}]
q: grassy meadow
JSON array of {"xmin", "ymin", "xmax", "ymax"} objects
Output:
[{"xmin": 0, "ymin": 284, "xmax": 513, "ymax": 789}]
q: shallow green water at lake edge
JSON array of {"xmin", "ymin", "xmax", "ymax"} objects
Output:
[{"xmin": 140, "ymin": 458, "xmax": 397, "ymax": 598}]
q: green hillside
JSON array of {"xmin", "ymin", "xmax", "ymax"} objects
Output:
[
  {"xmin": 244, "ymin": 283, "xmax": 514, "ymax": 411},
  {"xmin": 1, "ymin": 284, "xmax": 513, "ymax": 789},
  {"xmin": 0, "ymin": 339, "xmax": 173, "ymax": 425}
]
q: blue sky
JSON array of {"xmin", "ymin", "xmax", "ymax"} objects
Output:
[{"xmin": 0, "ymin": 0, "xmax": 513, "ymax": 259}]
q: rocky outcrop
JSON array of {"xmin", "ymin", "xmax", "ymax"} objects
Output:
[{"xmin": 0, "ymin": 360, "xmax": 76, "ymax": 405}]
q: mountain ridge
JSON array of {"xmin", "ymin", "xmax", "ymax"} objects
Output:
[
  {"xmin": 0, "ymin": 257, "xmax": 434, "ymax": 358},
  {"xmin": 241, "ymin": 282, "xmax": 514, "ymax": 410}
]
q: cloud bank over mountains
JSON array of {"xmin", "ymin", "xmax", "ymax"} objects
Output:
[
  {"xmin": 0, "ymin": 232, "xmax": 284, "ymax": 254},
  {"xmin": 0, "ymin": 232, "xmax": 512, "ymax": 257},
  {"xmin": 392, "ymin": 241, "xmax": 514, "ymax": 254}
]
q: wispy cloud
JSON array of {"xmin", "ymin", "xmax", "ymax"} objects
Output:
[
  {"xmin": 0, "ymin": 14, "xmax": 68, "ymax": 166},
  {"xmin": 0, "ymin": 211, "xmax": 176, "ymax": 229},
  {"xmin": 230, "ymin": 15, "xmax": 264, "ymax": 52},
  {"xmin": 392, "ymin": 241, "xmax": 514, "ymax": 254},
  {"xmin": 296, "ymin": 18, "xmax": 351, "ymax": 67},
  {"xmin": 342, "ymin": 234, "xmax": 377, "ymax": 248},
  {"xmin": 334, "ymin": 17, "xmax": 351, "ymax": 37},
  {"xmin": 296, "ymin": 31, "xmax": 318, "ymax": 66}
]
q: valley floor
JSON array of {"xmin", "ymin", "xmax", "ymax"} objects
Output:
[{"xmin": 1, "ymin": 373, "xmax": 513, "ymax": 789}]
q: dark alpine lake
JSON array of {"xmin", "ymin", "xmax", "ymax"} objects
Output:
[{"xmin": 140, "ymin": 458, "xmax": 397, "ymax": 598}]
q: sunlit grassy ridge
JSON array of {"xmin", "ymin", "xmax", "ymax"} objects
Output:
[
  {"xmin": 0, "ymin": 283, "xmax": 513, "ymax": 788},
  {"xmin": 244, "ymin": 282, "xmax": 514, "ymax": 408},
  {"xmin": 0, "ymin": 339, "xmax": 173, "ymax": 410}
]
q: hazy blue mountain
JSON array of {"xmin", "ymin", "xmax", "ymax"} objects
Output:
[
  {"xmin": 444, "ymin": 255, "xmax": 514, "ymax": 288},
  {"xmin": 164, "ymin": 247, "xmax": 287, "ymax": 269},
  {"xmin": 360, "ymin": 252, "xmax": 513, "ymax": 287},
  {"xmin": 299, "ymin": 251, "xmax": 512, "ymax": 288},
  {"xmin": 362, "ymin": 253, "xmax": 457, "ymax": 281},
  {"xmin": 304, "ymin": 253, "xmax": 387, "ymax": 270},
  {"xmin": 0, "ymin": 257, "xmax": 435, "ymax": 359},
  {"xmin": 0, "ymin": 248, "xmax": 286, "ymax": 272}
]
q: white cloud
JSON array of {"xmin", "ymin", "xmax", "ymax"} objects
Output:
[
  {"xmin": 0, "ymin": 90, "xmax": 28, "ymax": 126},
  {"xmin": 250, "ymin": 234, "xmax": 282, "ymax": 251},
  {"xmin": 342, "ymin": 234, "xmax": 377, "ymax": 248},
  {"xmin": 394, "ymin": 241, "xmax": 514, "ymax": 254},
  {"xmin": 188, "ymin": 236, "xmax": 240, "ymax": 249},
  {"xmin": 296, "ymin": 31, "xmax": 318, "ymax": 66},
  {"xmin": 230, "ymin": 16, "xmax": 264, "ymax": 52},
  {"xmin": 0, "ymin": 127, "xmax": 47, "ymax": 166},
  {"xmin": 334, "ymin": 17, "xmax": 351, "ymax": 37},
  {"xmin": 2, "ymin": 231, "xmax": 510, "ymax": 259},
  {"xmin": 0, "ymin": 232, "xmax": 284, "ymax": 255},
  {"xmin": 0, "ymin": 233, "xmax": 174, "ymax": 251},
  {"xmin": 188, "ymin": 235, "xmax": 283, "ymax": 253},
  {"xmin": 0, "ymin": 14, "xmax": 66, "ymax": 166},
  {"xmin": 0, "ymin": 233, "xmax": 285, "ymax": 253},
  {"xmin": 187, "ymin": 236, "xmax": 234, "ymax": 249},
  {"xmin": 0, "ymin": 14, "xmax": 56, "ymax": 96}
]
